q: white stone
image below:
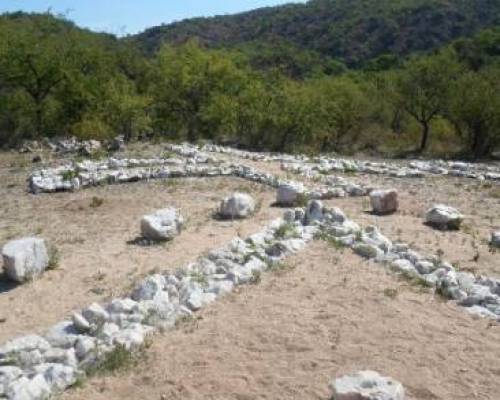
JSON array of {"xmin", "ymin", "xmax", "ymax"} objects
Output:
[
  {"xmin": 2, "ymin": 237, "xmax": 49, "ymax": 282},
  {"xmin": 43, "ymin": 348, "xmax": 77, "ymax": 368},
  {"xmin": 0, "ymin": 335, "xmax": 51, "ymax": 359},
  {"xmin": 74, "ymin": 337, "xmax": 97, "ymax": 360},
  {"xmin": 353, "ymin": 243, "xmax": 383, "ymax": 259},
  {"xmin": 390, "ymin": 259, "xmax": 418, "ymax": 277},
  {"xmin": 141, "ymin": 208, "xmax": 184, "ymax": 241},
  {"xmin": 44, "ymin": 321, "xmax": 80, "ymax": 349},
  {"xmin": 37, "ymin": 363, "xmax": 77, "ymax": 392},
  {"xmin": 276, "ymin": 182, "xmax": 306, "ymax": 206},
  {"xmin": 131, "ymin": 274, "xmax": 166, "ymax": 301},
  {"xmin": 330, "ymin": 370, "xmax": 405, "ymax": 400},
  {"xmin": 219, "ymin": 192, "xmax": 255, "ymax": 219},
  {"xmin": 71, "ymin": 312, "xmax": 91, "ymax": 333},
  {"xmin": 81, "ymin": 303, "xmax": 110, "ymax": 326},
  {"xmin": 361, "ymin": 226, "xmax": 392, "ymax": 252},
  {"xmin": 6, "ymin": 374, "xmax": 51, "ymax": 400},
  {"xmin": 370, "ymin": 189, "xmax": 398, "ymax": 214},
  {"xmin": 425, "ymin": 204, "xmax": 463, "ymax": 230},
  {"xmin": 305, "ymin": 200, "xmax": 324, "ymax": 225}
]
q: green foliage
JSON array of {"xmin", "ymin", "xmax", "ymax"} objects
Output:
[
  {"xmin": 133, "ymin": 0, "xmax": 500, "ymax": 69},
  {"xmin": 1, "ymin": 8, "xmax": 500, "ymax": 157},
  {"xmin": 448, "ymin": 67, "xmax": 500, "ymax": 158},
  {"xmin": 88, "ymin": 345, "xmax": 138, "ymax": 375}
]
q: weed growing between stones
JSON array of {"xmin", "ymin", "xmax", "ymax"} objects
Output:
[
  {"xmin": 314, "ymin": 231, "xmax": 346, "ymax": 252},
  {"xmin": 188, "ymin": 271, "xmax": 209, "ymax": 287},
  {"xmin": 250, "ymin": 270, "xmax": 262, "ymax": 284},
  {"xmin": 275, "ymin": 222, "xmax": 300, "ymax": 239},
  {"xmin": 47, "ymin": 244, "xmax": 60, "ymax": 270},
  {"xmin": 61, "ymin": 170, "xmax": 78, "ymax": 181}
]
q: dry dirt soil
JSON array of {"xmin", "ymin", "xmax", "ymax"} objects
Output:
[{"xmin": 1, "ymin": 149, "xmax": 499, "ymax": 400}]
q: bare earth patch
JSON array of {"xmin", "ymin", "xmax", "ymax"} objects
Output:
[
  {"xmin": 0, "ymin": 154, "xmax": 279, "ymax": 342},
  {"xmin": 1, "ymin": 149, "xmax": 499, "ymax": 400}
]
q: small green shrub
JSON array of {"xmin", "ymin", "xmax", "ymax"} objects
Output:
[
  {"xmin": 90, "ymin": 196, "xmax": 105, "ymax": 208},
  {"xmin": 47, "ymin": 245, "xmax": 60, "ymax": 270},
  {"xmin": 61, "ymin": 170, "xmax": 78, "ymax": 181}
]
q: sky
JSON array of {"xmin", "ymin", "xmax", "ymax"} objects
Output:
[{"xmin": 0, "ymin": 0, "xmax": 305, "ymax": 36}]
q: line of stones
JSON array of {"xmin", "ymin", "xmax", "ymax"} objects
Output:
[
  {"xmin": 0, "ymin": 207, "xmax": 321, "ymax": 399},
  {"xmin": 28, "ymin": 155, "xmax": 500, "ymax": 323},
  {"xmin": 2, "ymin": 194, "xmax": 498, "ymax": 398},
  {"xmin": 28, "ymin": 160, "xmax": 369, "ymax": 199},
  {"xmin": 201, "ymin": 143, "xmax": 500, "ymax": 181}
]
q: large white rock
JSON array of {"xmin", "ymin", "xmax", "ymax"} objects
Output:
[
  {"xmin": 330, "ymin": 370, "xmax": 405, "ymax": 400},
  {"xmin": 370, "ymin": 189, "xmax": 398, "ymax": 214},
  {"xmin": 2, "ymin": 237, "xmax": 49, "ymax": 282},
  {"xmin": 425, "ymin": 204, "xmax": 463, "ymax": 230},
  {"xmin": 219, "ymin": 193, "xmax": 255, "ymax": 219},
  {"xmin": 276, "ymin": 182, "xmax": 306, "ymax": 206},
  {"xmin": 141, "ymin": 208, "xmax": 184, "ymax": 241}
]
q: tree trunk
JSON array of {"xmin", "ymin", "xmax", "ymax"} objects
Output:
[
  {"xmin": 35, "ymin": 102, "xmax": 43, "ymax": 140},
  {"xmin": 471, "ymin": 125, "xmax": 491, "ymax": 159},
  {"xmin": 419, "ymin": 121, "xmax": 430, "ymax": 152},
  {"xmin": 278, "ymin": 129, "xmax": 292, "ymax": 152}
]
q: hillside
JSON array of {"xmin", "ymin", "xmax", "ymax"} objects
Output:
[{"xmin": 132, "ymin": 0, "xmax": 500, "ymax": 67}]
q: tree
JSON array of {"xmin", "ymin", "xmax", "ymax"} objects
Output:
[
  {"xmin": 449, "ymin": 67, "xmax": 500, "ymax": 158},
  {"xmin": 0, "ymin": 14, "xmax": 79, "ymax": 138},
  {"xmin": 314, "ymin": 76, "xmax": 369, "ymax": 151},
  {"xmin": 152, "ymin": 40, "xmax": 248, "ymax": 142},
  {"xmin": 394, "ymin": 51, "xmax": 462, "ymax": 152}
]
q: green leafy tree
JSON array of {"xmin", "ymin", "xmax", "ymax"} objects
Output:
[
  {"xmin": 152, "ymin": 40, "xmax": 248, "ymax": 142},
  {"xmin": 0, "ymin": 14, "xmax": 79, "ymax": 138},
  {"xmin": 394, "ymin": 51, "xmax": 462, "ymax": 152},
  {"xmin": 449, "ymin": 67, "xmax": 500, "ymax": 158},
  {"xmin": 314, "ymin": 77, "xmax": 369, "ymax": 151}
]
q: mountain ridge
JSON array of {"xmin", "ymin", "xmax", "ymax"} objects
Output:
[{"xmin": 131, "ymin": 0, "xmax": 500, "ymax": 67}]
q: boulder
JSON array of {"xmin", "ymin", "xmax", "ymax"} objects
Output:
[
  {"xmin": 2, "ymin": 237, "xmax": 49, "ymax": 283},
  {"xmin": 276, "ymin": 182, "xmax": 306, "ymax": 206},
  {"xmin": 425, "ymin": 204, "xmax": 463, "ymax": 230},
  {"xmin": 330, "ymin": 370, "xmax": 405, "ymax": 400},
  {"xmin": 219, "ymin": 193, "xmax": 255, "ymax": 219},
  {"xmin": 141, "ymin": 208, "xmax": 184, "ymax": 241},
  {"xmin": 370, "ymin": 189, "xmax": 398, "ymax": 214}
]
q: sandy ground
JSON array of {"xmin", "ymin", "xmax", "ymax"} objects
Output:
[
  {"xmin": 62, "ymin": 241, "xmax": 500, "ymax": 400},
  {"xmin": 0, "ymin": 152, "xmax": 280, "ymax": 343},
  {"xmin": 1, "ymin": 149, "xmax": 499, "ymax": 400}
]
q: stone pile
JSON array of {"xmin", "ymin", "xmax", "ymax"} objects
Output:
[
  {"xmin": 202, "ymin": 143, "xmax": 306, "ymax": 163},
  {"xmin": 0, "ymin": 210, "xmax": 319, "ymax": 399},
  {"xmin": 28, "ymin": 157, "xmax": 370, "ymax": 201},
  {"xmin": 201, "ymin": 143, "xmax": 500, "ymax": 182},
  {"xmin": 283, "ymin": 157, "xmax": 500, "ymax": 182},
  {"xmin": 165, "ymin": 143, "xmax": 218, "ymax": 164}
]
